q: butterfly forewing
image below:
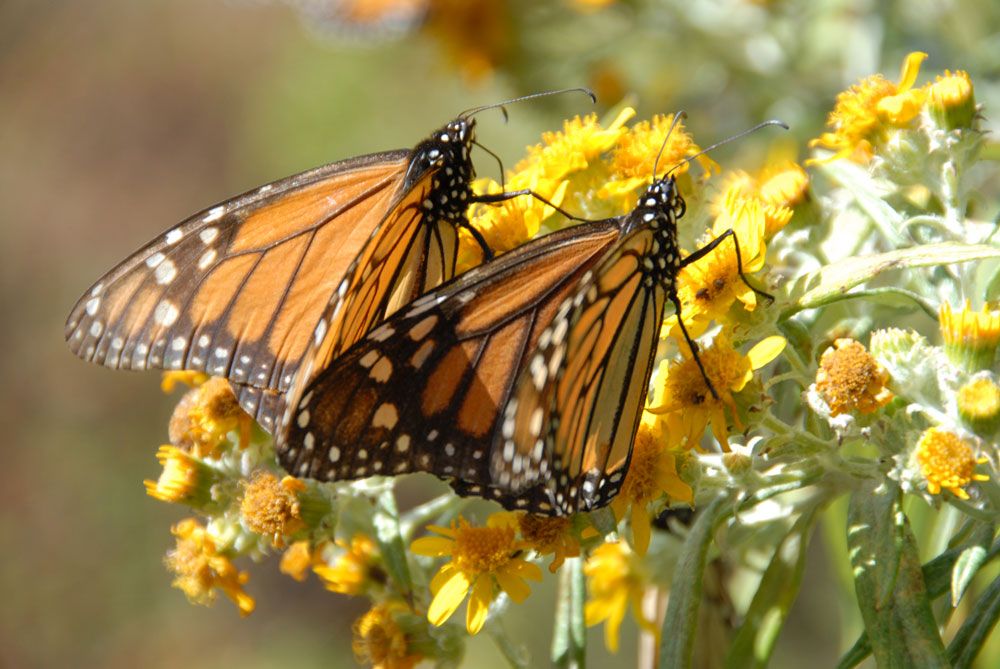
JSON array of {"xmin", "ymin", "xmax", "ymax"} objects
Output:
[
  {"xmin": 66, "ymin": 152, "xmax": 409, "ymax": 397},
  {"xmin": 278, "ymin": 219, "xmax": 626, "ymax": 507},
  {"xmin": 497, "ymin": 178, "xmax": 685, "ymax": 514},
  {"xmin": 68, "ymin": 117, "xmax": 482, "ymax": 432}
]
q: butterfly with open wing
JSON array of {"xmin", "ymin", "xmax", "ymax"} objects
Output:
[
  {"xmin": 279, "ymin": 119, "xmax": 784, "ymax": 516},
  {"xmin": 65, "ymin": 91, "xmax": 592, "ymax": 433}
]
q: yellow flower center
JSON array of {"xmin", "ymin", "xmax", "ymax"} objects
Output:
[
  {"xmin": 619, "ymin": 426, "xmax": 662, "ymax": 502},
  {"xmin": 352, "ymin": 604, "xmax": 414, "ymax": 669},
  {"xmin": 611, "ymin": 114, "xmax": 700, "ymax": 179},
  {"xmin": 144, "ymin": 445, "xmax": 213, "ymax": 505},
  {"xmin": 915, "ymin": 428, "xmax": 988, "ymax": 499},
  {"xmin": 957, "ymin": 378, "xmax": 1000, "ymax": 422},
  {"xmin": 518, "ymin": 515, "xmax": 571, "ymax": 552},
  {"xmin": 452, "ymin": 520, "xmax": 518, "ymax": 575},
  {"xmin": 240, "ymin": 471, "xmax": 304, "ymax": 539},
  {"xmin": 815, "ymin": 338, "xmax": 893, "ymax": 416}
]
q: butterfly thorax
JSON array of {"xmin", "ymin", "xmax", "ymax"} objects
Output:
[
  {"xmin": 627, "ymin": 176, "xmax": 685, "ymax": 289},
  {"xmin": 405, "ymin": 118, "xmax": 476, "ymax": 226}
]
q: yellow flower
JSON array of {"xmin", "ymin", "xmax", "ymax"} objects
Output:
[
  {"xmin": 957, "ymin": 377, "xmax": 1000, "ymax": 434},
  {"xmin": 410, "ymin": 512, "xmax": 542, "ymax": 634},
  {"xmin": 143, "ymin": 445, "xmax": 218, "ymax": 507},
  {"xmin": 314, "ymin": 535, "xmax": 384, "ymax": 596},
  {"xmin": 161, "ymin": 370, "xmax": 209, "ymax": 393},
  {"xmin": 914, "ymin": 428, "xmax": 989, "ymax": 500},
  {"xmin": 814, "ymin": 338, "xmax": 893, "ymax": 417},
  {"xmin": 168, "ymin": 377, "xmax": 254, "ymax": 456},
  {"xmin": 810, "ymin": 51, "xmax": 927, "ymax": 163},
  {"xmin": 239, "ymin": 471, "xmax": 306, "ymax": 544},
  {"xmin": 571, "ymin": 0, "xmax": 617, "ymax": 11},
  {"xmin": 352, "ymin": 603, "xmax": 423, "ymax": 669},
  {"xmin": 459, "ymin": 108, "xmax": 635, "ymax": 271},
  {"xmin": 609, "ymin": 424, "xmax": 692, "ymax": 555},
  {"xmin": 279, "ymin": 540, "xmax": 315, "ymax": 582},
  {"xmin": 164, "ymin": 518, "xmax": 255, "ymax": 616},
  {"xmin": 518, "ymin": 514, "xmax": 590, "ymax": 573},
  {"xmin": 926, "ymin": 70, "xmax": 976, "ymax": 130},
  {"xmin": 714, "ymin": 162, "xmax": 809, "ymax": 239},
  {"xmin": 939, "ymin": 301, "xmax": 1000, "ymax": 371},
  {"xmin": 674, "ymin": 196, "xmax": 768, "ymax": 327},
  {"xmin": 601, "ymin": 113, "xmax": 716, "ymax": 204},
  {"xmin": 583, "ymin": 541, "xmax": 656, "ymax": 653},
  {"xmin": 757, "ymin": 161, "xmax": 810, "ymax": 210},
  {"xmin": 647, "ymin": 334, "xmax": 786, "ymax": 450}
]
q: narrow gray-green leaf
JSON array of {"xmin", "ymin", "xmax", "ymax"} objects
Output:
[
  {"xmin": 781, "ymin": 242, "xmax": 1000, "ymax": 317},
  {"xmin": 947, "ymin": 572, "xmax": 1000, "ymax": 668},
  {"xmin": 552, "ymin": 558, "xmax": 586, "ymax": 669},
  {"xmin": 659, "ymin": 496, "xmax": 729, "ymax": 669},
  {"xmin": 836, "ymin": 531, "xmax": 999, "ymax": 668},
  {"xmin": 952, "ymin": 545, "xmax": 989, "ymax": 606},
  {"xmin": 374, "ymin": 489, "xmax": 413, "ymax": 596},
  {"xmin": 847, "ymin": 482, "xmax": 949, "ymax": 668},
  {"xmin": 724, "ymin": 506, "xmax": 819, "ymax": 669},
  {"xmin": 818, "ymin": 158, "xmax": 906, "ymax": 242}
]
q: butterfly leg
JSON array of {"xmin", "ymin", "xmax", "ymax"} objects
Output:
[
  {"xmin": 669, "ymin": 291, "xmax": 719, "ymax": 400},
  {"xmin": 680, "ymin": 228, "xmax": 774, "ymax": 303}
]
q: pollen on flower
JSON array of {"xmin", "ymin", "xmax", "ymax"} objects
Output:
[
  {"xmin": 143, "ymin": 445, "xmax": 216, "ymax": 507},
  {"xmin": 815, "ymin": 338, "xmax": 893, "ymax": 416},
  {"xmin": 809, "ymin": 52, "xmax": 927, "ymax": 163},
  {"xmin": 915, "ymin": 428, "xmax": 989, "ymax": 500},
  {"xmin": 610, "ymin": 113, "xmax": 711, "ymax": 181},
  {"xmin": 520, "ymin": 110, "xmax": 633, "ymax": 182},
  {"xmin": 314, "ymin": 535, "xmax": 384, "ymax": 596},
  {"xmin": 165, "ymin": 518, "xmax": 255, "ymax": 616},
  {"xmin": 239, "ymin": 471, "xmax": 306, "ymax": 543},
  {"xmin": 939, "ymin": 301, "xmax": 1000, "ymax": 371},
  {"xmin": 410, "ymin": 513, "xmax": 541, "ymax": 634},
  {"xmin": 352, "ymin": 603, "xmax": 421, "ymax": 669},
  {"xmin": 518, "ymin": 514, "xmax": 582, "ymax": 573},
  {"xmin": 168, "ymin": 377, "xmax": 254, "ymax": 456}
]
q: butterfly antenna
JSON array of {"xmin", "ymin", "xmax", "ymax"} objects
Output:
[
  {"xmin": 460, "ymin": 87, "xmax": 597, "ymax": 120},
  {"xmin": 666, "ymin": 119, "xmax": 789, "ymax": 177},
  {"xmin": 651, "ymin": 111, "xmax": 688, "ymax": 179}
]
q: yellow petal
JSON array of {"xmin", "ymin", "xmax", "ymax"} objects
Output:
[
  {"xmin": 603, "ymin": 590, "xmax": 629, "ymax": 653},
  {"xmin": 747, "ymin": 336, "xmax": 786, "ymax": 369},
  {"xmin": 631, "ymin": 504, "xmax": 652, "ymax": 556},
  {"xmin": 609, "ymin": 106, "xmax": 638, "ymax": 131},
  {"xmin": 466, "ymin": 576, "xmax": 493, "ymax": 634},
  {"xmin": 429, "ymin": 563, "xmax": 458, "ymax": 595},
  {"xmin": 508, "ymin": 559, "xmax": 544, "ymax": 581},
  {"xmin": 898, "ymin": 52, "xmax": 928, "ymax": 92},
  {"xmin": 410, "ymin": 536, "xmax": 454, "ymax": 557},
  {"xmin": 427, "ymin": 569, "xmax": 471, "ymax": 627},
  {"xmin": 495, "ymin": 570, "xmax": 532, "ymax": 603}
]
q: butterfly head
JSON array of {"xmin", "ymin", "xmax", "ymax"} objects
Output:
[
  {"xmin": 623, "ymin": 175, "xmax": 686, "ymax": 288},
  {"xmin": 404, "ymin": 118, "xmax": 477, "ymax": 224}
]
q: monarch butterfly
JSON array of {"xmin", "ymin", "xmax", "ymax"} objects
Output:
[
  {"xmin": 64, "ymin": 94, "xmax": 591, "ymax": 432},
  {"xmin": 278, "ymin": 120, "xmax": 781, "ymax": 515}
]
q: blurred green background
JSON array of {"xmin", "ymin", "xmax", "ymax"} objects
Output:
[{"xmin": 3, "ymin": 1, "xmax": 998, "ymax": 667}]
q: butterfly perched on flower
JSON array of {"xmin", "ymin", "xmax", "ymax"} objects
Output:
[
  {"xmin": 278, "ymin": 117, "xmax": 781, "ymax": 515},
  {"xmin": 65, "ymin": 111, "xmax": 518, "ymax": 432}
]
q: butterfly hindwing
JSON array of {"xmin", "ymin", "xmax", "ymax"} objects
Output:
[{"xmin": 278, "ymin": 219, "xmax": 626, "ymax": 509}]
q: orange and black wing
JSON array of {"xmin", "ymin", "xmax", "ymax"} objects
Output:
[
  {"xmin": 277, "ymin": 218, "xmax": 626, "ymax": 509},
  {"xmin": 498, "ymin": 178, "xmax": 686, "ymax": 514},
  {"xmin": 65, "ymin": 150, "xmax": 411, "ymax": 423}
]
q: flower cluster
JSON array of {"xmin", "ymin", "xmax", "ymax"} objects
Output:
[{"xmin": 138, "ymin": 54, "xmax": 998, "ymax": 665}]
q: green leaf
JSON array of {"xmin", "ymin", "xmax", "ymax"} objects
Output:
[
  {"xmin": 552, "ymin": 558, "xmax": 586, "ymax": 669},
  {"xmin": 724, "ymin": 506, "xmax": 820, "ymax": 669},
  {"xmin": 817, "ymin": 158, "xmax": 907, "ymax": 243},
  {"xmin": 781, "ymin": 242, "xmax": 1000, "ymax": 317},
  {"xmin": 837, "ymin": 531, "xmax": 999, "ymax": 668},
  {"xmin": 659, "ymin": 496, "xmax": 729, "ymax": 669},
  {"xmin": 846, "ymin": 482, "xmax": 949, "ymax": 668},
  {"xmin": 947, "ymin": 572, "xmax": 1000, "ymax": 668},
  {"xmin": 952, "ymin": 545, "xmax": 989, "ymax": 607},
  {"xmin": 373, "ymin": 489, "xmax": 413, "ymax": 597}
]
